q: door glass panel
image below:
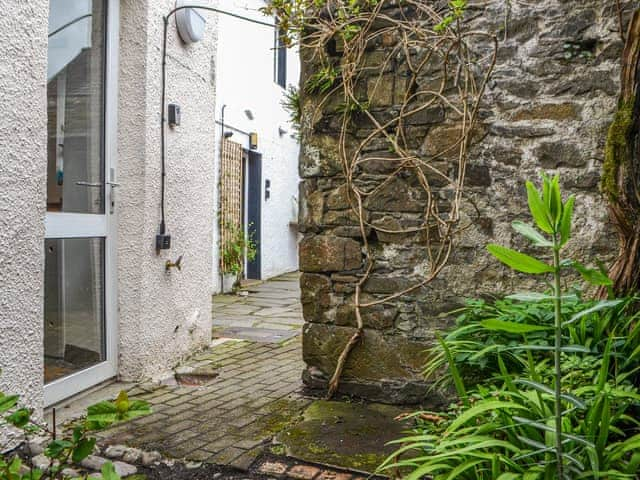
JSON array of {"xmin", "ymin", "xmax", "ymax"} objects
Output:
[
  {"xmin": 44, "ymin": 238, "xmax": 105, "ymax": 384},
  {"xmin": 47, "ymin": 0, "xmax": 106, "ymax": 214}
]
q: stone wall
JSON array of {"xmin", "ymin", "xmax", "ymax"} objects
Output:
[{"xmin": 298, "ymin": 1, "xmax": 621, "ymax": 403}]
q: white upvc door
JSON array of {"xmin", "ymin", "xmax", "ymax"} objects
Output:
[{"xmin": 44, "ymin": 0, "xmax": 119, "ymax": 406}]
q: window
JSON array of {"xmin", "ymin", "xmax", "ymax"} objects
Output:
[
  {"xmin": 274, "ymin": 26, "xmax": 287, "ymax": 88},
  {"xmin": 47, "ymin": 0, "xmax": 106, "ymax": 214}
]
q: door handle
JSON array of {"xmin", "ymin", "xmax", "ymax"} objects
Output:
[
  {"xmin": 76, "ymin": 181, "xmax": 102, "ymax": 188},
  {"xmin": 107, "ymin": 181, "xmax": 120, "ymax": 214}
]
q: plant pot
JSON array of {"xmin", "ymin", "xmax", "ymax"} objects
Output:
[{"xmin": 221, "ymin": 273, "xmax": 237, "ymax": 293}]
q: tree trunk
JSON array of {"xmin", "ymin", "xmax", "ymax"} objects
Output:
[{"xmin": 603, "ymin": 9, "xmax": 640, "ymax": 295}]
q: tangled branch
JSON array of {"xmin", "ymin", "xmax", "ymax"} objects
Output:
[{"xmin": 269, "ymin": 0, "xmax": 497, "ymax": 398}]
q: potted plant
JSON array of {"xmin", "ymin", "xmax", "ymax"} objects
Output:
[{"xmin": 221, "ymin": 222, "xmax": 257, "ymax": 293}]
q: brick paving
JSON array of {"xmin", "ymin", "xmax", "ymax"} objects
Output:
[{"xmin": 100, "ymin": 339, "xmax": 310, "ymax": 470}]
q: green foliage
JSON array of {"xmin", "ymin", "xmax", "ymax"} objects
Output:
[
  {"xmin": 86, "ymin": 391, "xmax": 151, "ymax": 430},
  {"xmin": 0, "ymin": 381, "xmax": 151, "ymax": 480},
  {"xmin": 262, "ymin": 0, "xmax": 381, "ymax": 45},
  {"xmin": 434, "ymin": 0, "xmax": 468, "ymax": 33},
  {"xmin": 304, "ymin": 65, "xmax": 340, "ymax": 95},
  {"xmin": 424, "ymin": 296, "xmax": 640, "ymax": 393},
  {"xmin": 222, "ymin": 222, "xmax": 257, "ymax": 277},
  {"xmin": 382, "ymin": 174, "xmax": 640, "ymax": 479},
  {"xmin": 335, "ymin": 99, "xmax": 370, "ymax": 116},
  {"xmin": 281, "ymin": 86, "xmax": 302, "ymax": 134}
]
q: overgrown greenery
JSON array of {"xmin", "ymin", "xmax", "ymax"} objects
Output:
[
  {"xmin": 0, "ymin": 384, "xmax": 151, "ymax": 480},
  {"xmin": 264, "ymin": 0, "xmax": 468, "ymax": 43},
  {"xmin": 222, "ymin": 222, "xmax": 257, "ymax": 279},
  {"xmin": 282, "ymin": 86, "xmax": 302, "ymax": 134},
  {"xmin": 381, "ymin": 175, "xmax": 640, "ymax": 479}
]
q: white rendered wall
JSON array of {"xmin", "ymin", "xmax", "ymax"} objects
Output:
[
  {"xmin": 117, "ymin": 0, "xmax": 217, "ymax": 381},
  {"xmin": 212, "ymin": 0, "xmax": 300, "ymax": 292},
  {"xmin": 0, "ymin": 0, "xmax": 48, "ymax": 442}
]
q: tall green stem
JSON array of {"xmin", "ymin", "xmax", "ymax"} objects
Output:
[{"xmin": 552, "ymin": 235, "xmax": 564, "ymax": 477}]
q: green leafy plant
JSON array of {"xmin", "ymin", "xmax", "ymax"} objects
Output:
[
  {"xmin": 424, "ymin": 295, "xmax": 640, "ymax": 392},
  {"xmin": 281, "ymin": 86, "xmax": 302, "ymax": 135},
  {"xmin": 487, "ymin": 174, "xmax": 608, "ymax": 476},
  {"xmin": 0, "ymin": 384, "xmax": 151, "ymax": 480},
  {"xmin": 381, "ymin": 174, "xmax": 640, "ymax": 479},
  {"xmin": 434, "ymin": 0, "xmax": 468, "ymax": 33},
  {"xmin": 222, "ymin": 222, "xmax": 257, "ymax": 283},
  {"xmin": 304, "ymin": 65, "xmax": 340, "ymax": 95},
  {"xmin": 262, "ymin": 0, "xmax": 381, "ymax": 45}
]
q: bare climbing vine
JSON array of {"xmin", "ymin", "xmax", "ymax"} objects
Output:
[{"xmin": 266, "ymin": 0, "xmax": 497, "ymax": 398}]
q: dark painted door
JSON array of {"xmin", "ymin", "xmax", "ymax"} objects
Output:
[{"xmin": 247, "ymin": 151, "xmax": 262, "ymax": 280}]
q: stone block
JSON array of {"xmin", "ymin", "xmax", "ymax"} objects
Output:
[
  {"xmin": 323, "ymin": 208, "xmax": 361, "ymax": 226},
  {"xmin": 335, "ymin": 303, "xmax": 397, "ymax": 330},
  {"xmin": 326, "ymin": 184, "xmax": 351, "ymax": 210},
  {"xmin": 511, "ymin": 102, "xmax": 581, "ymax": 122},
  {"xmin": 367, "ymin": 74, "xmax": 394, "ymax": 107},
  {"xmin": 302, "ymin": 323, "xmax": 428, "ymax": 383},
  {"xmin": 405, "ymin": 105, "xmax": 445, "ymax": 126},
  {"xmin": 300, "ymin": 135, "xmax": 343, "ymax": 178},
  {"xmin": 364, "ymin": 177, "xmax": 427, "ymax": 213},
  {"xmin": 299, "ymin": 183, "xmax": 324, "ymax": 230},
  {"xmin": 535, "ymin": 142, "xmax": 586, "ymax": 168},
  {"xmin": 299, "ymin": 235, "xmax": 362, "ymax": 272},
  {"xmin": 300, "ymin": 273, "xmax": 332, "ymax": 323}
]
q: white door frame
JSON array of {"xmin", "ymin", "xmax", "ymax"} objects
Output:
[{"xmin": 44, "ymin": 0, "xmax": 119, "ymax": 407}]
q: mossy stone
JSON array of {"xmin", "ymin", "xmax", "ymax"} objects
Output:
[{"xmin": 278, "ymin": 400, "xmax": 406, "ymax": 473}]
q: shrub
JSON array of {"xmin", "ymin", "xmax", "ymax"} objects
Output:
[{"xmin": 381, "ymin": 174, "xmax": 640, "ymax": 479}]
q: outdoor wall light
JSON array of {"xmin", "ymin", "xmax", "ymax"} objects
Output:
[
  {"xmin": 244, "ymin": 109, "xmax": 254, "ymax": 120},
  {"xmin": 223, "ymin": 131, "xmax": 234, "ymax": 139},
  {"xmin": 249, "ymin": 132, "xmax": 258, "ymax": 150},
  {"xmin": 176, "ymin": 0, "xmax": 207, "ymax": 44}
]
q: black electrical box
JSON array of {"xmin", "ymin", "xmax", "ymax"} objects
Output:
[
  {"xmin": 168, "ymin": 104, "xmax": 181, "ymax": 128},
  {"xmin": 156, "ymin": 234, "xmax": 171, "ymax": 250}
]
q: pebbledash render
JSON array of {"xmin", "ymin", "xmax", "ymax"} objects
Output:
[
  {"xmin": 298, "ymin": 1, "xmax": 620, "ymax": 403},
  {"xmin": 0, "ymin": 0, "xmax": 217, "ymax": 429}
]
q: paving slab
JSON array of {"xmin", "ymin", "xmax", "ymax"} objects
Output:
[
  {"xmin": 277, "ymin": 400, "xmax": 406, "ymax": 474},
  {"xmin": 214, "ymin": 272, "xmax": 302, "ymax": 338}
]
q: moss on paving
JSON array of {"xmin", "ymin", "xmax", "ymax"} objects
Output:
[
  {"xmin": 277, "ymin": 400, "xmax": 406, "ymax": 474},
  {"xmin": 249, "ymin": 398, "xmax": 309, "ymax": 440}
]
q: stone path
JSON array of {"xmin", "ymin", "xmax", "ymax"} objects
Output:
[{"xmin": 213, "ymin": 272, "xmax": 303, "ymax": 336}]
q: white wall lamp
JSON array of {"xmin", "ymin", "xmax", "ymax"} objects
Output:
[{"xmin": 175, "ymin": 0, "xmax": 207, "ymax": 44}]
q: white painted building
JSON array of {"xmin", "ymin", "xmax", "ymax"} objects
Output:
[
  {"xmin": 212, "ymin": 0, "xmax": 300, "ymax": 292},
  {"xmin": 0, "ymin": 0, "xmax": 298, "ymax": 435}
]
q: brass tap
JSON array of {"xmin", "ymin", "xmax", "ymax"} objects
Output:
[{"xmin": 166, "ymin": 255, "xmax": 183, "ymax": 272}]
